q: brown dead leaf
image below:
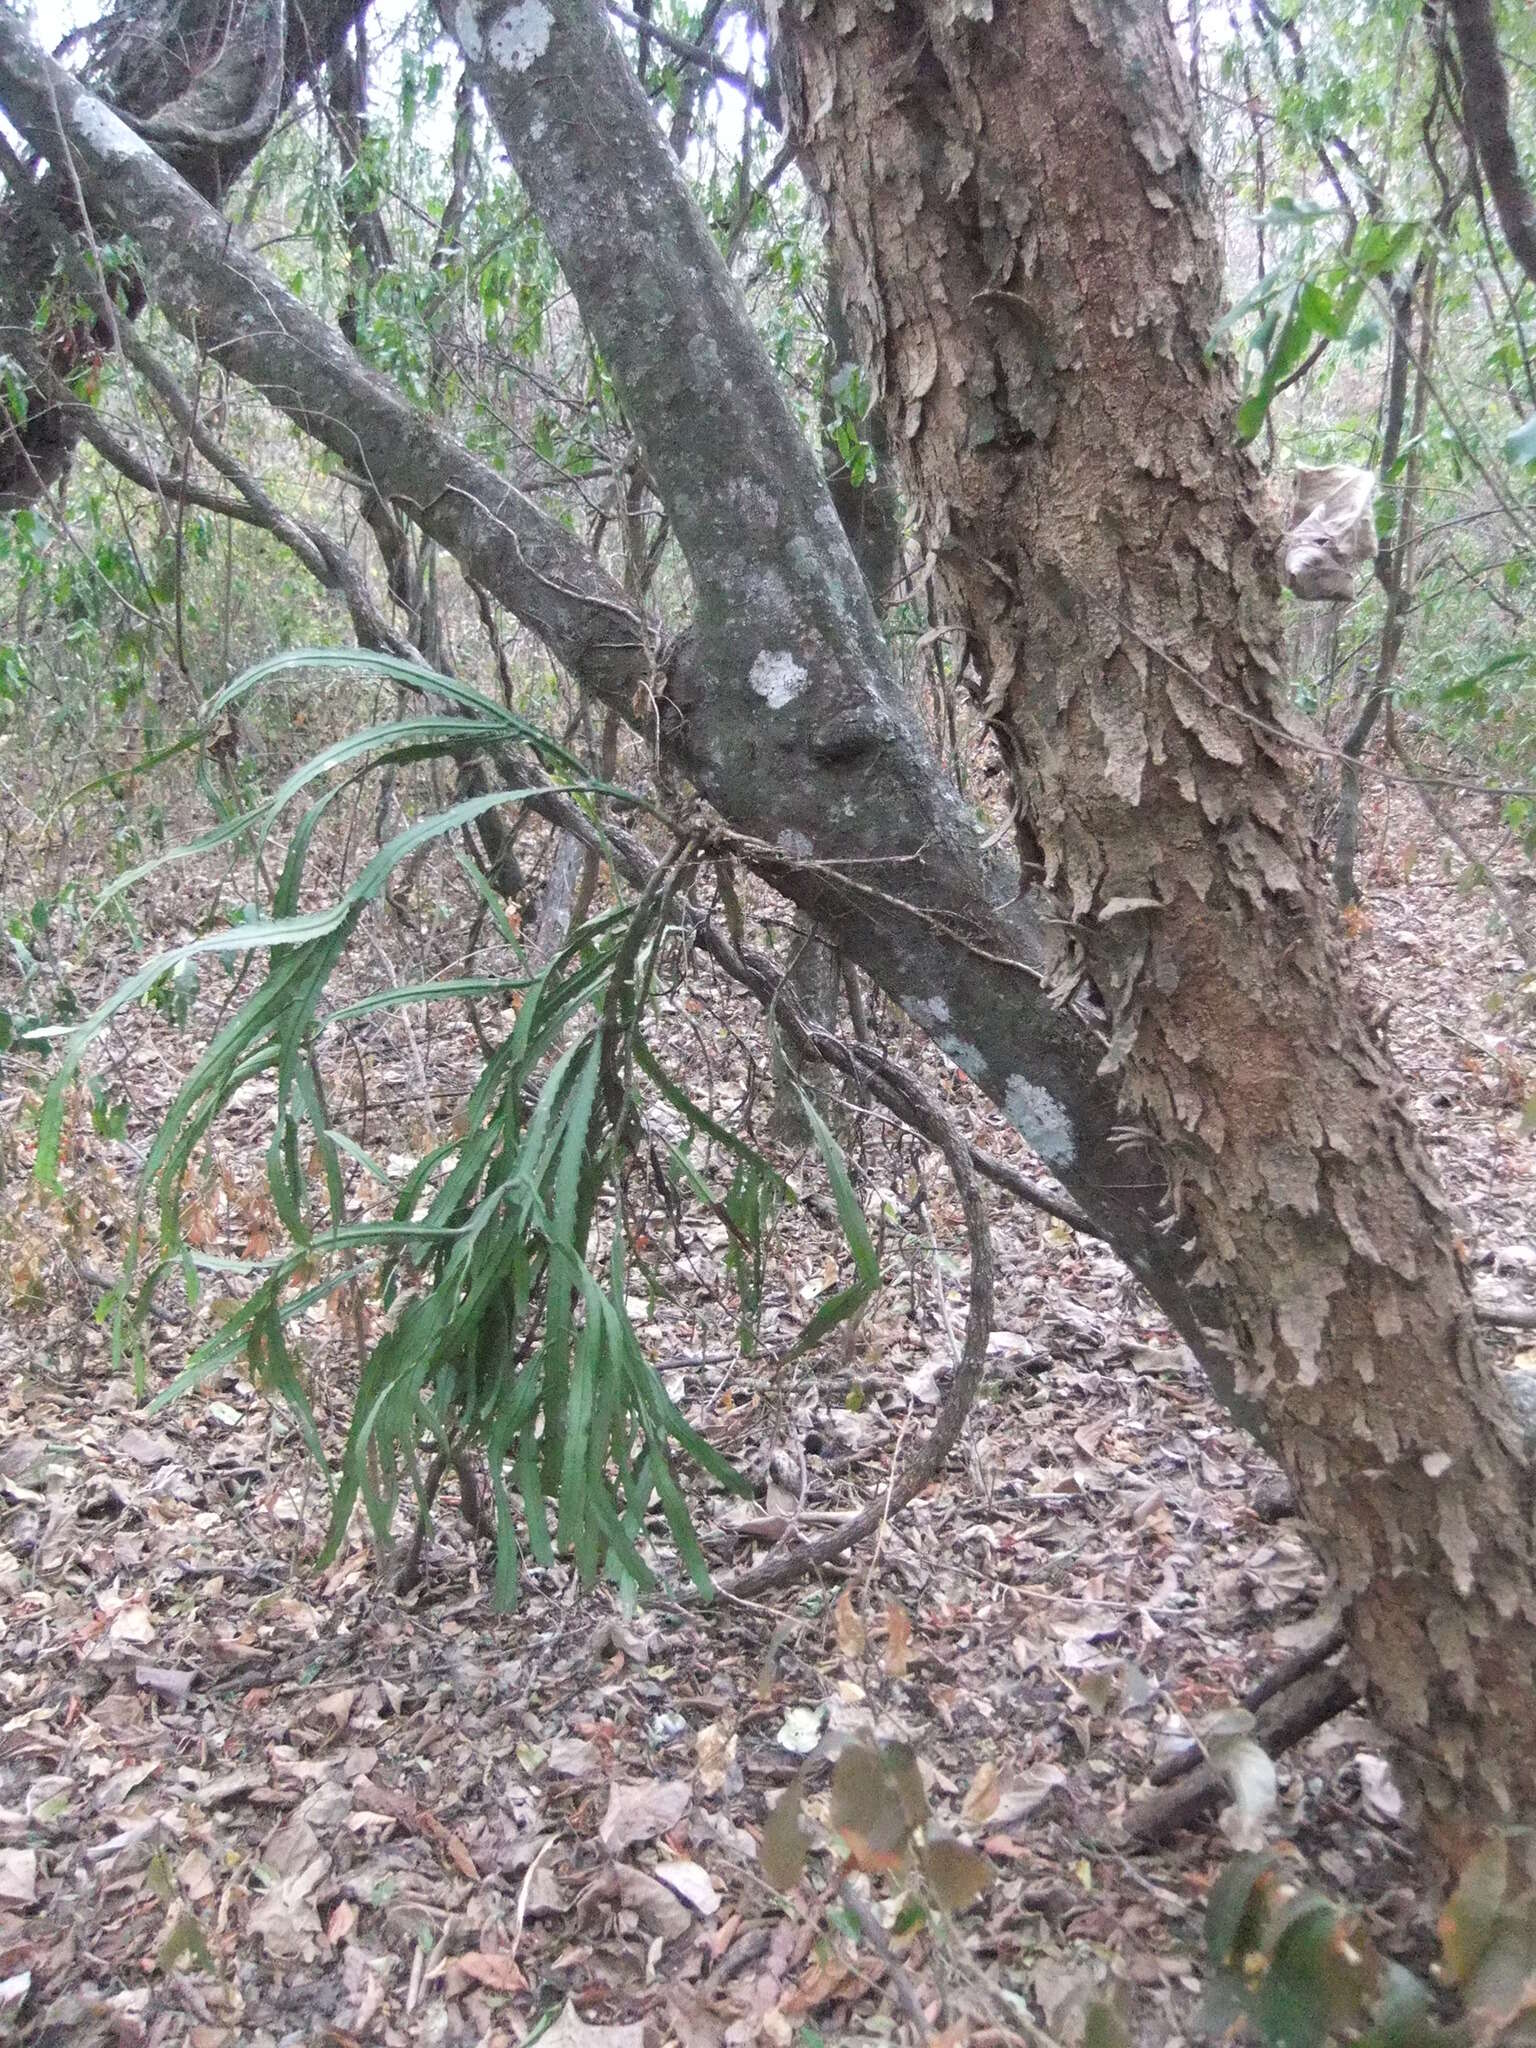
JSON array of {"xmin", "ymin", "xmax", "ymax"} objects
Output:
[
  {"xmin": 535, "ymin": 2002, "xmax": 645, "ymax": 2048},
  {"xmin": 0, "ymin": 1850, "xmax": 36, "ymax": 1907},
  {"xmin": 831, "ymin": 1746, "xmax": 910, "ymax": 1872},
  {"xmin": 107, "ymin": 1602, "xmax": 156, "ymax": 1646},
  {"xmin": 598, "ymin": 1777, "xmax": 691, "ymax": 1854},
  {"xmin": 313, "ymin": 1688, "xmax": 355, "ymax": 1731},
  {"xmin": 550, "ymin": 1734, "xmax": 602, "ymax": 1778},
  {"xmin": 695, "ymin": 1715, "xmax": 737, "ymax": 1795},
  {"xmin": 326, "ymin": 1900, "xmax": 358, "ymax": 1944},
  {"xmin": 982, "ymin": 1834, "xmax": 1031, "ymax": 1859},
  {"xmin": 883, "ymin": 1602, "xmax": 912, "ymax": 1676},
  {"xmin": 118, "ymin": 1428, "xmax": 176, "ymax": 1467},
  {"xmin": 960, "ymin": 1760, "xmax": 1000, "ymax": 1827},
  {"xmin": 781, "ymin": 1954, "xmax": 859, "ymax": 2015},
  {"xmin": 453, "ymin": 1949, "xmax": 529, "ymax": 1993},
  {"xmin": 135, "ymin": 1665, "xmax": 193, "ymax": 1705},
  {"xmin": 176, "ymin": 1848, "xmax": 215, "ymax": 1905},
  {"xmin": 990, "ymin": 1763, "xmax": 1068, "ymax": 1826},
  {"xmin": 615, "ymin": 1864, "xmax": 692, "ymax": 1941},
  {"xmin": 247, "ymin": 1876, "xmax": 323, "ymax": 1962},
  {"xmin": 834, "ymin": 1589, "xmax": 866, "ymax": 1657},
  {"xmin": 654, "ymin": 1858, "xmax": 721, "ymax": 1916}
]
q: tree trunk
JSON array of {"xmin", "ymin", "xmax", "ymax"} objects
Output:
[
  {"xmin": 772, "ymin": 0, "xmax": 1536, "ymax": 1829},
  {"xmin": 0, "ymin": 8, "xmax": 1218, "ymax": 1399},
  {"xmin": 768, "ymin": 262, "xmax": 905, "ymax": 1148},
  {"xmin": 5, "ymin": 0, "xmax": 1535, "ymax": 1831}
]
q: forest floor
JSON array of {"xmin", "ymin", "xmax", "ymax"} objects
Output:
[{"xmin": 0, "ymin": 758, "xmax": 1533, "ymax": 2048}]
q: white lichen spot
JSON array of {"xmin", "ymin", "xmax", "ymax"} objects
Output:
[
  {"xmin": 940, "ymin": 1035, "xmax": 989, "ymax": 1085},
  {"xmin": 749, "ymin": 649, "xmax": 809, "ymax": 709},
  {"xmin": 453, "ymin": 0, "xmax": 484, "ymax": 59},
  {"xmin": 905, "ymin": 993, "xmax": 952, "ymax": 1029},
  {"xmin": 776, "ymin": 829, "xmax": 813, "ymax": 859},
  {"xmin": 74, "ymin": 96, "xmax": 154, "ymax": 163},
  {"xmin": 1003, "ymin": 1077, "xmax": 1076, "ymax": 1167},
  {"xmin": 1421, "ymin": 1450, "xmax": 1453, "ymax": 1480},
  {"xmin": 815, "ymin": 502, "xmax": 842, "ymax": 530},
  {"xmin": 527, "ymin": 113, "xmax": 546, "ymax": 141},
  {"xmin": 487, "ymin": 0, "xmax": 552, "ymax": 72}
]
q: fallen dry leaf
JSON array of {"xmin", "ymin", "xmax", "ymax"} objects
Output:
[
  {"xmin": 615, "ymin": 1863, "xmax": 691, "ymax": 1940},
  {"xmin": 118, "ymin": 1427, "xmax": 176, "ymax": 1466},
  {"xmin": 549, "ymin": 1734, "xmax": 601, "ymax": 1779},
  {"xmin": 834, "ymin": 1589, "xmax": 867, "ymax": 1657},
  {"xmin": 960, "ymin": 1759, "xmax": 1000, "ymax": 1826},
  {"xmin": 883, "ymin": 1602, "xmax": 912, "ymax": 1676},
  {"xmin": 107, "ymin": 1602, "xmax": 156, "ymax": 1646},
  {"xmin": 598, "ymin": 1776, "xmax": 691, "ymax": 1854},
  {"xmin": 0, "ymin": 1849, "xmax": 36, "ymax": 1906},
  {"xmin": 534, "ymin": 2001, "xmax": 645, "ymax": 2048},
  {"xmin": 760, "ymin": 1778, "xmax": 809, "ymax": 1890},
  {"xmin": 695, "ymin": 1715, "xmax": 737, "ymax": 1795},
  {"xmin": 921, "ymin": 1836, "xmax": 993, "ymax": 1911},
  {"xmin": 653, "ymin": 1858, "xmax": 720, "ymax": 1916},
  {"xmin": 452, "ymin": 1949, "xmax": 528, "ymax": 1993}
]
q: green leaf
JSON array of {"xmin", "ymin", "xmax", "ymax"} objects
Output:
[
  {"xmin": 760, "ymin": 1776, "xmax": 810, "ymax": 1891},
  {"xmin": 157, "ymin": 1912, "xmax": 216, "ymax": 1976},
  {"xmin": 1439, "ymin": 1835, "xmax": 1509, "ymax": 1987},
  {"xmin": 920, "ymin": 1837, "xmax": 993, "ymax": 1912},
  {"xmin": 1083, "ymin": 2003, "xmax": 1132, "ymax": 2048},
  {"xmin": 1207, "ymin": 1853, "xmax": 1279, "ymax": 1968},
  {"xmin": 786, "ymin": 1089, "xmax": 878, "ymax": 1354},
  {"xmin": 1299, "ymin": 281, "xmax": 1337, "ymax": 338},
  {"xmin": 831, "ymin": 1745, "xmax": 911, "ymax": 1871},
  {"xmin": 1358, "ymin": 1961, "xmax": 1443, "ymax": 2048},
  {"xmin": 1256, "ymin": 1900, "xmax": 1368, "ymax": 2048},
  {"xmin": 1236, "ymin": 391, "xmax": 1271, "ymax": 444}
]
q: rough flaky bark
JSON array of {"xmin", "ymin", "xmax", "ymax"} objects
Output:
[
  {"xmin": 773, "ymin": 0, "xmax": 1536, "ymax": 1827},
  {"xmin": 5, "ymin": 0, "xmax": 1534, "ymax": 1828},
  {"xmin": 0, "ymin": 0, "xmax": 362, "ymax": 509},
  {"xmin": 0, "ymin": 2, "xmax": 1291, "ymax": 1456}
]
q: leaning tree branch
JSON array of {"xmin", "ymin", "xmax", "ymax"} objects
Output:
[
  {"xmin": 123, "ymin": 0, "xmax": 286, "ymax": 156},
  {"xmin": 1447, "ymin": 0, "xmax": 1536, "ymax": 290},
  {"xmin": 483, "ymin": 763, "xmax": 1103, "ymax": 1243},
  {"xmin": 0, "ymin": 3, "xmax": 1281, "ymax": 1443},
  {"xmin": 1477, "ymin": 1298, "xmax": 1536, "ymax": 1334},
  {"xmin": 605, "ymin": 2, "xmax": 756, "ymax": 97},
  {"xmin": 1148, "ymin": 1620, "xmax": 1348, "ymax": 1788},
  {"xmin": 1123, "ymin": 1664, "xmax": 1359, "ymax": 1844},
  {"xmin": 34, "ymin": 381, "xmax": 272, "ymax": 529}
]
